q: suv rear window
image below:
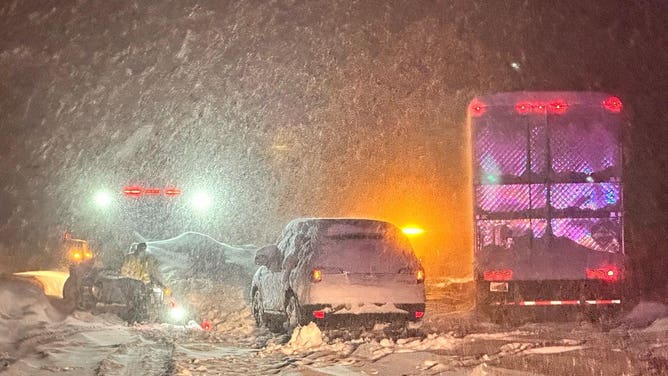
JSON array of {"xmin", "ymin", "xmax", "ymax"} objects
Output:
[{"xmin": 312, "ymin": 233, "xmax": 419, "ymax": 274}]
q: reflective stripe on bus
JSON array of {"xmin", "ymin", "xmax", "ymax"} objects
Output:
[{"xmin": 491, "ymin": 299, "xmax": 621, "ymax": 306}]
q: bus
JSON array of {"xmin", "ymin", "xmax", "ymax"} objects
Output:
[{"xmin": 468, "ymin": 92, "xmax": 626, "ymax": 320}]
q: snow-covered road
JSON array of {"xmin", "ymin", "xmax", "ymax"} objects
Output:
[{"xmin": 2, "ymin": 275, "xmax": 667, "ymax": 375}]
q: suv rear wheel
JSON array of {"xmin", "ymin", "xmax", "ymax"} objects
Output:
[
  {"xmin": 252, "ymin": 290, "xmax": 283, "ymax": 333},
  {"xmin": 252, "ymin": 290, "xmax": 266, "ymax": 327}
]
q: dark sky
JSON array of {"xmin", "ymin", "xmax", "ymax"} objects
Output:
[{"xmin": 0, "ymin": 0, "xmax": 666, "ymax": 295}]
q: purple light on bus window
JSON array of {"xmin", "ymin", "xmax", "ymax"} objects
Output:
[
  {"xmin": 477, "ymin": 185, "xmax": 547, "ymax": 213},
  {"xmin": 550, "ymin": 184, "xmax": 620, "ymax": 211}
]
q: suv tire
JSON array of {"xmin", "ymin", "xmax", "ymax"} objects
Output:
[{"xmin": 285, "ymin": 294, "xmax": 304, "ymax": 334}]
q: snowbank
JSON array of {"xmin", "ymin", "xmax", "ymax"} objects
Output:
[
  {"xmin": 621, "ymin": 301, "xmax": 668, "ymax": 328},
  {"xmin": 0, "ymin": 276, "xmax": 65, "ymax": 351},
  {"xmin": 643, "ymin": 317, "xmax": 668, "ymax": 333},
  {"xmin": 142, "ymin": 232, "xmax": 259, "ymax": 330},
  {"xmin": 145, "ymin": 231, "xmax": 258, "ymax": 284}
]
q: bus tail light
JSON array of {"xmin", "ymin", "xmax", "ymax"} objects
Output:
[
  {"xmin": 483, "ymin": 269, "xmax": 513, "ymax": 281},
  {"xmin": 586, "ymin": 266, "xmax": 620, "ymax": 282},
  {"xmin": 414, "ymin": 311, "xmax": 425, "ymax": 319}
]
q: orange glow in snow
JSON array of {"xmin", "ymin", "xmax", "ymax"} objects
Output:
[
  {"xmin": 402, "ymin": 227, "xmax": 425, "ymax": 236},
  {"xmin": 14, "ymin": 270, "xmax": 69, "ymax": 298}
]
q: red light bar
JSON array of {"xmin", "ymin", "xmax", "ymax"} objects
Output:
[
  {"xmin": 123, "ymin": 186, "xmax": 143, "ymax": 196},
  {"xmin": 165, "ymin": 188, "xmax": 182, "ymax": 196},
  {"xmin": 603, "ymin": 96, "xmax": 623, "ymax": 113},
  {"xmin": 414, "ymin": 311, "xmax": 425, "ymax": 319},
  {"xmin": 313, "ymin": 310, "xmax": 326, "ymax": 319},
  {"xmin": 124, "ymin": 185, "xmax": 182, "ymax": 197},
  {"xmin": 483, "ymin": 269, "xmax": 513, "ymax": 281}
]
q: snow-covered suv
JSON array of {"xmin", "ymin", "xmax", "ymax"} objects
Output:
[{"xmin": 251, "ymin": 218, "xmax": 426, "ymax": 333}]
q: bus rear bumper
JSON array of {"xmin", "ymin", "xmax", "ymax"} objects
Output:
[{"xmin": 476, "ymin": 279, "xmax": 625, "ymax": 307}]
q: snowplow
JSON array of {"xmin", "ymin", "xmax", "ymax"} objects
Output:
[{"xmin": 61, "ymin": 235, "xmax": 188, "ymax": 324}]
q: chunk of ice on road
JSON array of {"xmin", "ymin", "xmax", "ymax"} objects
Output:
[{"xmin": 288, "ymin": 322, "xmax": 324, "ymax": 350}]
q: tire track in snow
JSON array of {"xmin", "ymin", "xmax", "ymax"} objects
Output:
[{"xmin": 95, "ymin": 336, "xmax": 175, "ymax": 376}]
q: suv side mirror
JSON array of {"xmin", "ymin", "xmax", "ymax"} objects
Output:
[{"xmin": 255, "ymin": 244, "xmax": 281, "ymax": 268}]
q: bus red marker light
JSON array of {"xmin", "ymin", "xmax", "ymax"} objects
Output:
[
  {"xmin": 603, "ymin": 96, "xmax": 623, "ymax": 113},
  {"xmin": 516, "ymin": 102, "xmax": 532, "ymax": 114},
  {"xmin": 469, "ymin": 100, "xmax": 486, "ymax": 117},
  {"xmin": 549, "ymin": 100, "xmax": 569, "ymax": 114}
]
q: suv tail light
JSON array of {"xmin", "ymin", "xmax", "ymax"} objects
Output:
[
  {"xmin": 311, "ymin": 268, "xmax": 322, "ymax": 283},
  {"xmin": 483, "ymin": 269, "xmax": 513, "ymax": 281},
  {"xmin": 416, "ymin": 269, "xmax": 425, "ymax": 284}
]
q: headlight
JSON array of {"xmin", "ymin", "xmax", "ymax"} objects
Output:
[
  {"xmin": 93, "ymin": 190, "xmax": 113, "ymax": 208},
  {"xmin": 190, "ymin": 191, "xmax": 212, "ymax": 211},
  {"xmin": 169, "ymin": 306, "xmax": 186, "ymax": 322}
]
